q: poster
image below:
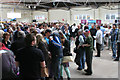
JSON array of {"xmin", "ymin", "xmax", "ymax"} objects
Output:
[
  {"xmin": 87, "ymin": 15, "xmax": 90, "ymax": 20},
  {"xmin": 83, "ymin": 15, "xmax": 86, "ymax": 20},
  {"xmin": 111, "ymin": 15, "xmax": 115, "ymax": 19},
  {"xmin": 79, "ymin": 15, "xmax": 82, "ymax": 20},
  {"xmin": 74, "ymin": 15, "xmax": 79, "ymax": 20},
  {"xmin": 81, "ymin": 20, "xmax": 87, "ymax": 24},
  {"xmin": 35, "ymin": 15, "xmax": 45, "ymax": 20},
  {"xmin": 96, "ymin": 20, "xmax": 101, "ymax": 25},
  {"xmin": 106, "ymin": 14, "xmax": 110, "ymax": 20}
]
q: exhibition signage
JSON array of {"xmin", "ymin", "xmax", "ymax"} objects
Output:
[
  {"xmin": 96, "ymin": 20, "xmax": 101, "ymax": 25},
  {"xmin": 81, "ymin": 20, "xmax": 87, "ymax": 24},
  {"xmin": 88, "ymin": 20, "xmax": 96, "ymax": 23}
]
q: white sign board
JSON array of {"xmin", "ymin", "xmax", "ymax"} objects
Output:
[
  {"xmin": 35, "ymin": 15, "xmax": 45, "ymax": 20},
  {"xmin": 7, "ymin": 13, "xmax": 21, "ymax": 18}
]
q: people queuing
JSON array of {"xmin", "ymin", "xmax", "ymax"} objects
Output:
[{"xmin": 0, "ymin": 21, "xmax": 120, "ymax": 80}]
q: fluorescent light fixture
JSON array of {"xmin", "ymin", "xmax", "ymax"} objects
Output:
[{"xmin": 7, "ymin": 12, "xmax": 21, "ymax": 18}]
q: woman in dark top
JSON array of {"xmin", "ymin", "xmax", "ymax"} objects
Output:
[
  {"xmin": 2, "ymin": 32, "xmax": 11, "ymax": 49},
  {"xmin": 36, "ymin": 34, "xmax": 51, "ymax": 78},
  {"xmin": 59, "ymin": 32, "xmax": 71, "ymax": 80}
]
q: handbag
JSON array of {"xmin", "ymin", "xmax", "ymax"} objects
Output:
[
  {"xmin": 41, "ymin": 67, "xmax": 49, "ymax": 77},
  {"xmin": 62, "ymin": 56, "xmax": 74, "ymax": 63},
  {"xmin": 73, "ymin": 47, "xmax": 78, "ymax": 53}
]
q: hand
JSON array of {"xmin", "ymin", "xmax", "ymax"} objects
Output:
[
  {"xmin": 62, "ymin": 46, "xmax": 65, "ymax": 49},
  {"xmin": 82, "ymin": 45, "xmax": 84, "ymax": 47},
  {"xmin": 49, "ymin": 36, "xmax": 53, "ymax": 41},
  {"xmin": 77, "ymin": 45, "xmax": 80, "ymax": 49},
  {"xmin": 48, "ymin": 52, "xmax": 52, "ymax": 59}
]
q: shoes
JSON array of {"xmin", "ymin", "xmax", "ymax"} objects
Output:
[
  {"xmin": 112, "ymin": 56, "xmax": 116, "ymax": 59},
  {"xmin": 95, "ymin": 55, "xmax": 100, "ymax": 57},
  {"xmin": 67, "ymin": 77, "xmax": 71, "ymax": 80},
  {"xmin": 60, "ymin": 76, "xmax": 63, "ymax": 80},
  {"xmin": 84, "ymin": 69, "xmax": 88, "ymax": 73},
  {"xmin": 106, "ymin": 48, "xmax": 110, "ymax": 50},
  {"xmin": 85, "ymin": 73, "xmax": 92, "ymax": 75},
  {"xmin": 93, "ymin": 48, "xmax": 95, "ymax": 51},
  {"xmin": 114, "ymin": 58, "xmax": 119, "ymax": 61},
  {"xmin": 77, "ymin": 67, "xmax": 82, "ymax": 71}
]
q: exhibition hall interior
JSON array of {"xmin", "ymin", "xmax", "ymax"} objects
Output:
[{"xmin": 0, "ymin": 0, "xmax": 120, "ymax": 80}]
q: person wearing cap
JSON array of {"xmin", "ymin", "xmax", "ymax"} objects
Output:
[
  {"xmin": 83, "ymin": 29, "xmax": 93, "ymax": 75},
  {"xmin": 114, "ymin": 24, "xmax": 120, "ymax": 61},
  {"xmin": 48, "ymin": 31, "xmax": 63, "ymax": 80},
  {"xmin": 95, "ymin": 26, "xmax": 102, "ymax": 57},
  {"xmin": 45, "ymin": 29, "xmax": 52, "ymax": 44},
  {"xmin": 110, "ymin": 24, "xmax": 118, "ymax": 59}
]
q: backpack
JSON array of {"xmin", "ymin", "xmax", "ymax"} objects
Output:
[{"xmin": 1, "ymin": 50, "xmax": 18, "ymax": 80}]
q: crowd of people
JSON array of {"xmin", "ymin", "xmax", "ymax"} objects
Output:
[{"xmin": 0, "ymin": 21, "xmax": 120, "ymax": 80}]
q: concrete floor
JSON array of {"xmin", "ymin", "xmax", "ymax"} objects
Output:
[{"xmin": 62, "ymin": 41, "xmax": 119, "ymax": 78}]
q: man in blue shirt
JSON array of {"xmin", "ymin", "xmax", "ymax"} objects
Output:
[
  {"xmin": 110, "ymin": 24, "xmax": 118, "ymax": 59},
  {"xmin": 100, "ymin": 24, "xmax": 105, "ymax": 50}
]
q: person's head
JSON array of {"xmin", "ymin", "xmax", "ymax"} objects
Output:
[
  {"xmin": 30, "ymin": 27, "xmax": 38, "ymax": 36},
  {"xmin": 38, "ymin": 23, "xmax": 43, "ymax": 29},
  {"xmin": 108, "ymin": 26, "xmax": 111, "ymax": 29},
  {"xmin": 101, "ymin": 24, "xmax": 103, "ymax": 26},
  {"xmin": 96, "ymin": 26, "xmax": 100, "ymax": 30},
  {"xmin": 84, "ymin": 29, "xmax": 90, "ymax": 37},
  {"xmin": 45, "ymin": 29, "xmax": 52, "ymax": 38},
  {"xmin": 17, "ymin": 31, "xmax": 26, "ymax": 38},
  {"xmin": 59, "ymin": 31, "xmax": 66, "ymax": 45},
  {"xmin": 113, "ymin": 24, "xmax": 117, "ymax": 29},
  {"xmin": 78, "ymin": 29, "xmax": 83, "ymax": 35},
  {"xmin": 7, "ymin": 28, "xmax": 12, "ymax": 33},
  {"xmin": 24, "ymin": 26, "xmax": 29, "ymax": 31},
  {"xmin": 17, "ymin": 26, "xmax": 21, "ymax": 31},
  {"xmin": 0, "ymin": 30, "xmax": 4, "ymax": 39},
  {"xmin": 77, "ymin": 25, "xmax": 80, "ymax": 29},
  {"xmin": 25, "ymin": 34, "xmax": 36, "ymax": 46},
  {"xmin": 96, "ymin": 24, "xmax": 99, "ymax": 28},
  {"xmin": 3, "ymin": 32, "xmax": 10, "ymax": 41},
  {"xmin": 73, "ymin": 23, "xmax": 76, "ymax": 26},
  {"xmin": 36, "ymin": 34, "xmax": 46, "ymax": 45}
]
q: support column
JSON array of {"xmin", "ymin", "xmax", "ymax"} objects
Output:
[
  {"xmin": 48, "ymin": 10, "xmax": 49, "ymax": 22},
  {"xmin": 70, "ymin": 9, "xmax": 72, "ymax": 25}
]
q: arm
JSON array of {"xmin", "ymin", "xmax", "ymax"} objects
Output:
[
  {"xmin": 15, "ymin": 61, "xmax": 19, "ymax": 68},
  {"xmin": 50, "ymin": 36, "xmax": 62, "ymax": 48},
  {"xmin": 40, "ymin": 61, "xmax": 46, "ymax": 68},
  {"xmin": 78, "ymin": 35, "xmax": 84, "ymax": 48}
]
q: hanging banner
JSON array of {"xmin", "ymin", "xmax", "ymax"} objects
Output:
[
  {"xmin": 81, "ymin": 20, "xmax": 87, "ymax": 24},
  {"xmin": 96, "ymin": 20, "xmax": 101, "ymax": 25},
  {"xmin": 88, "ymin": 20, "xmax": 96, "ymax": 23}
]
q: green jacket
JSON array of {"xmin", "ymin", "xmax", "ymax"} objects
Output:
[{"xmin": 85, "ymin": 35, "xmax": 93, "ymax": 51}]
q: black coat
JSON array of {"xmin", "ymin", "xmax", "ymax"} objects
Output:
[
  {"xmin": 63, "ymin": 40, "xmax": 71, "ymax": 56},
  {"xmin": 38, "ymin": 41, "xmax": 50, "ymax": 67},
  {"xmin": 10, "ymin": 37, "xmax": 25, "ymax": 56}
]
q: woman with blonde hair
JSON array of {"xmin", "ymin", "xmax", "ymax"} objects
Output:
[
  {"xmin": 59, "ymin": 31, "xmax": 71, "ymax": 80},
  {"xmin": 36, "ymin": 34, "xmax": 51, "ymax": 79}
]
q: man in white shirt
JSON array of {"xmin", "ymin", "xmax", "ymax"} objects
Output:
[{"xmin": 95, "ymin": 26, "xmax": 102, "ymax": 57}]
